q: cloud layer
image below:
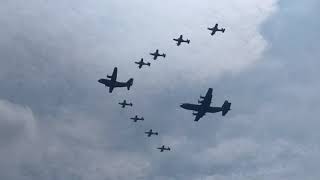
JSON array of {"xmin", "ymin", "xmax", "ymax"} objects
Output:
[{"xmin": 3, "ymin": 0, "xmax": 320, "ymax": 180}]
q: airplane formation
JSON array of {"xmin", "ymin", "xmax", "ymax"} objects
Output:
[{"xmin": 98, "ymin": 24, "xmax": 229, "ymax": 152}]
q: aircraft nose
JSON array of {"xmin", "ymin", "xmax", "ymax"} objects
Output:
[
  {"xmin": 98, "ymin": 79, "xmax": 102, "ymax": 83},
  {"xmin": 180, "ymin": 104, "xmax": 185, "ymax": 108}
]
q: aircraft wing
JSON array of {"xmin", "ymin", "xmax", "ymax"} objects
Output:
[
  {"xmin": 109, "ymin": 86, "xmax": 114, "ymax": 93},
  {"xmin": 194, "ymin": 110, "xmax": 205, "ymax": 121},
  {"xmin": 109, "ymin": 67, "xmax": 117, "ymax": 82}
]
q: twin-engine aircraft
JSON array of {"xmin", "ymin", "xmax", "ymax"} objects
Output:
[
  {"xmin": 208, "ymin": 24, "xmax": 225, "ymax": 36},
  {"xmin": 135, "ymin": 58, "xmax": 151, "ymax": 69},
  {"xmin": 173, "ymin": 35, "xmax": 190, "ymax": 46},
  {"xmin": 180, "ymin": 88, "xmax": 231, "ymax": 121},
  {"xmin": 130, "ymin": 115, "xmax": 144, "ymax": 122},
  {"xmin": 98, "ymin": 67, "xmax": 133, "ymax": 93},
  {"xmin": 145, "ymin": 129, "xmax": 158, "ymax": 137},
  {"xmin": 119, "ymin": 100, "xmax": 133, "ymax": 108},
  {"xmin": 150, "ymin": 49, "xmax": 166, "ymax": 60},
  {"xmin": 157, "ymin": 145, "xmax": 171, "ymax": 152}
]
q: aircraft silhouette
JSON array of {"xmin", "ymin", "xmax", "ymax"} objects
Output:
[
  {"xmin": 145, "ymin": 129, "xmax": 158, "ymax": 137},
  {"xmin": 180, "ymin": 88, "xmax": 231, "ymax": 121},
  {"xmin": 208, "ymin": 24, "xmax": 225, "ymax": 36},
  {"xmin": 173, "ymin": 35, "xmax": 190, "ymax": 46},
  {"xmin": 150, "ymin": 49, "xmax": 166, "ymax": 60},
  {"xmin": 119, "ymin": 100, "xmax": 133, "ymax": 108},
  {"xmin": 135, "ymin": 58, "xmax": 151, "ymax": 69},
  {"xmin": 98, "ymin": 67, "xmax": 133, "ymax": 93},
  {"xmin": 130, "ymin": 115, "xmax": 144, "ymax": 122},
  {"xmin": 157, "ymin": 145, "xmax": 171, "ymax": 152}
]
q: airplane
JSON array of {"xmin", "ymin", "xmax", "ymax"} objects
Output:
[
  {"xmin": 118, "ymin": 100, "xmax": 133, "ymax": 108},
  {"xmin": 98, "ymin": 67, "xmax": 133, "ymax": 93},
  {"xmin": 180, "ymin": 88, "xmax": 231, "ymax": 121},
  {"xmin": 135, "ymin": 58, "xmax": 151, "ymax": 69},
  {"xmin": 130, "ymin": 115, "xmax": 144, "ymax": 122},
  {"xmin": 145, "ymin": 129, "xmax": 158, "ymax": 137},
  {"xmin": 157, "ymin": 145, "xmax": 171, "ymax": 152},
  {"xmin": 173, "ymin": 35, "xmax": 190, "ymax": 46},
  {"xmin": 150, "ymin": 49, "xmax": 166, "ymax": 60},
  {"xmin": 208, "ymin": 24, "xmax": 225, "ymax": 36}
]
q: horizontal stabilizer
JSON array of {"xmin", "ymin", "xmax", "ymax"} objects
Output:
[{"xmin": 222, "ymin": 100, "xmax": 231, "ymax": 116}]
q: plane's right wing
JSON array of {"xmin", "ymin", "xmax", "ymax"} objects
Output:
[{"xmin": 109, "ymin": 86, "xmax": 114, "ymax": 93}]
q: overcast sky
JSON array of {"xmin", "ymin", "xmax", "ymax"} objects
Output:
[{"xmin": 0, "ymin": 0, "xmax": 320, "ymax": 179}]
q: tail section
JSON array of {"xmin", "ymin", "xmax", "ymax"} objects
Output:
[
  {"xmin": 221, "ymin": 100, "xmax": 231, "ymax": 116},
  {"xmin": 147, "ymin": 63, "xmax": 151, "ymax": 66},
  {"xmin": 163, "ymin": 54, "xmax": 166, "ymax": 58},
  {"xmin": 222, "ymin": 28, "xmax": 225, "ymax": 33},
  {"xmin": 187, "ymin": 40, "xmax": 190, "ymax": 44},
  {"xmin": 126, "ymin": 78, "xmax": 134, "ymax": 90}
]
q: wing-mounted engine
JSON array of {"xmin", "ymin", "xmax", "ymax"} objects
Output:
[{"xmin": 107, "ymin": 75, "xmax": 112, "ymax": 78}]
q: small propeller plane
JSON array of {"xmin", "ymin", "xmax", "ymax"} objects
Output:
[
  {"xmin": 130, "ymin": 115, "xmax": 144, "ymax": 122},
  {"xmin": 145, "ymin": 129, "xmax": 158, "ymax": 137},
  {"xmin": 180, "ymin": 88, "xmax": 231, "ymax": 121},
  {"xmin": 135, "ymin": 58, "xmax": 151, "ymax": 69},
  {"xmin": 150, "ymin": 49, "xmax": 166, "ymax": 60},
  {"xmin": 119, "ymin": 100, "xmax": 133, "ymax": 108},
  {"xmin": 208, "ymin": 24, "xmax": 225, "ymax": 36},
  {"xmin": 157, "ymin": 145, "xmax": 171, "ymax": 152},
  {"xmin": 98, "ymin": 67, "xmax": 133, "ymax": 93},
  {"xmin": 173, "ymin": 35, "xmax": 190, "ymax": 46}
]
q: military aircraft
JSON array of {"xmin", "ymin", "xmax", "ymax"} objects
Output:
[
  {"xmin": 150, "ymin": 49, "xmax": 166, "ymax": 60},
  {"xmin": 180, "ymin": 88, "xmax": 231, "ymax": 121},
  {"xmin": 119, "ymin": 100, "xmax": 133, "ymax": 108},
  {"xmin": 98, "ymin": 67, "xmax": 133, "ymax": 93},
  {"xmin": 157, "ymin": 145, "xmax": 171, "ymax": 152},
  {"xmin": 145, "ymin": 129, "xmax": 158, "ymax": 137},
  {"xmin": 130, "ymin": 115, "xmax": 144, "ymax": 122},
  {"xmin": 208, "ymin": 24, "xmax": 225, "ymax": 36},
  {"xmin": 135, "ymin": 58, "xmax": 151, "ymax": 69},
  {"xmin": 173, "ymin": 35, "xmax": 190, "ymax": 46}
]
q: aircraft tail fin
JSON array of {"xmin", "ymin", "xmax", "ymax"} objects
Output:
[
  {"xmin": 222, "ymin": 28, "xmax": 225, "ymax": 33},
  {"xmin": 187, "ymin": 40, "xmax": 190, "ymax": 44},
  {"xmin": 221, "ymin": 100, "xmax": 231, "ymax": 116},
  {"xmin": 126, "ymin": 78, "xmax": 133, "ymax": 90},
  {"xmin": 163, "ymin": 54, "xmax": 166, "ymax": 58},
  {"xmin": 147, "ymin": 63, "xmax": 151, "ymax": 66}
]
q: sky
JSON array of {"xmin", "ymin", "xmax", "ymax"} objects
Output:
[{"xmin": 0, "ymin": 0, "xmax": 319, "ymax": 179}]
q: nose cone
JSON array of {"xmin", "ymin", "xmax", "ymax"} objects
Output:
[
  {"xmin": 98, "ymin": 79, "xmax": 103, "ymax": 83},
  {"xmin": 180, "ymin": 104, "xmax": 186, "ymax": 108}
]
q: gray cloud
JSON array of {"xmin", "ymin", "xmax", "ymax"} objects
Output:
[{"xmin": 1, "ymin": 0, "xmax": 320, "ymax": 180}]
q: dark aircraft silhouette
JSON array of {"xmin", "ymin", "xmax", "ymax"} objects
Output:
[
  {"xmin": 130, "ymin": 115, "xmax": 144, "ymax": 122},
  {"xmin": 119, "ymin": 100, "xmax": 133, "ymax": 108},
  {"xmin": 180, "ymin": 88, "xmax": 231, "ymax": 121},
  {"xmin": 145, "ymin": 129, "xmax": 158, "ymax": 137},
  {"xmin": 157, "ymin": 145, "xmax": 171, "ymax": 152},
  {"xmin": 98, "ymin": 67, "xmax": 133, "ymax": 93},
  {"xmin": 208, "ymin": 24, "xmax": 225, "ymax": 36},
  {"xmin": 135, "ymin": 58, "xmax": 151, "ymax": 69},
  {"xmin": 173, "ymin": 35, "xmax": 190, "ymax": 46},
  {"xmin": 150, "ymin": 49, "xmax": 166, "ymax": 60}
]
